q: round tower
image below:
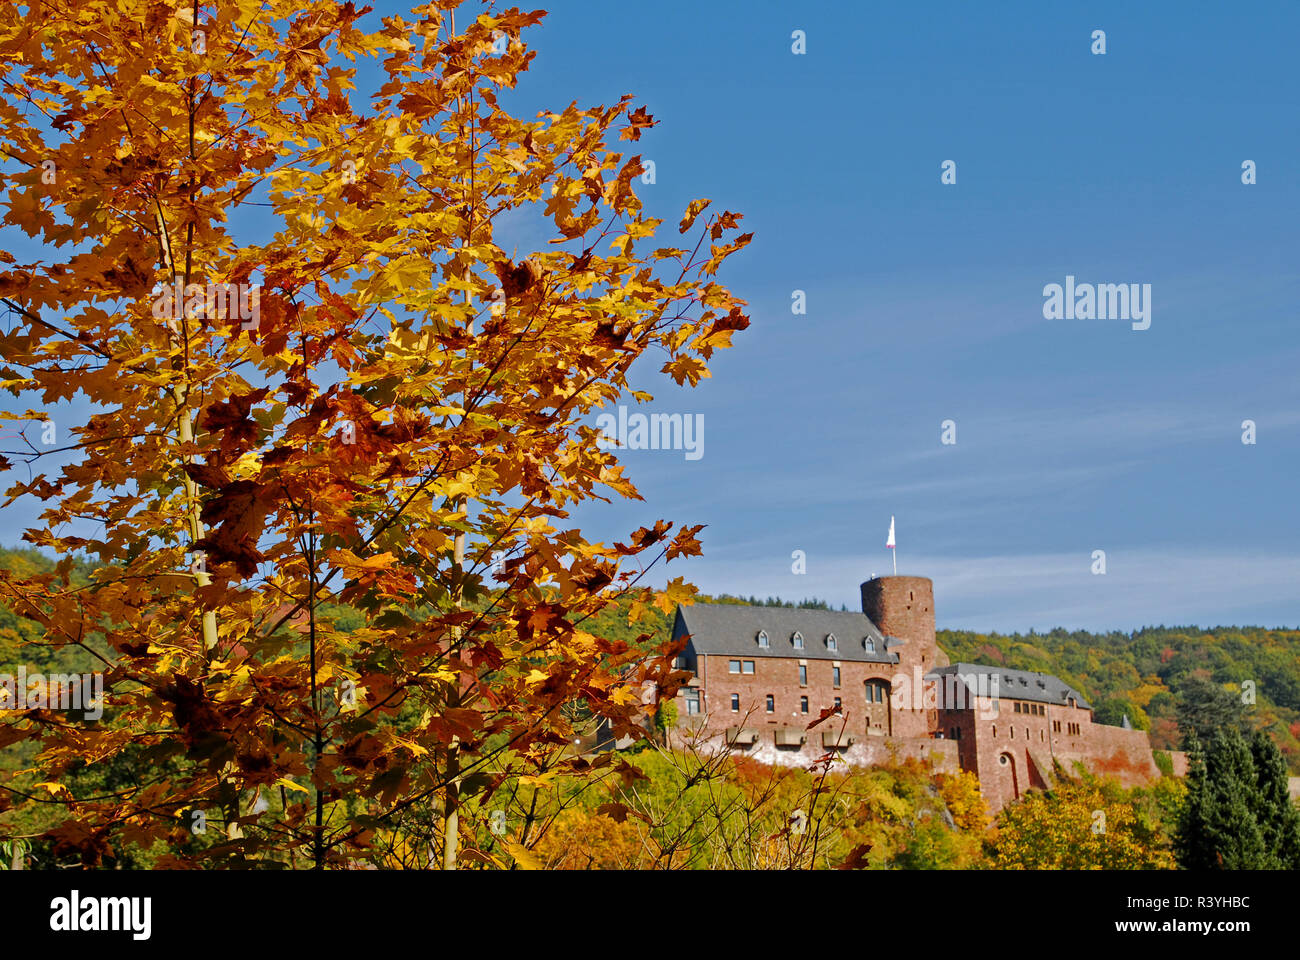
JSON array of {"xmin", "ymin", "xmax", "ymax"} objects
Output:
[{"xmin": 860, "ymin": 576, "xmax": 937, "ymax": 666}]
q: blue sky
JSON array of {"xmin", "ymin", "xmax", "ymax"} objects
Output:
[
  {"xmin": 510, "ymin": 0, "xmax": 1300, "ymax": 631},
  {"xmin": 3, "ymin": 2, "xmax": 1297, "ymax": 632}
]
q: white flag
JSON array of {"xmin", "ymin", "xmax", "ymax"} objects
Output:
[{"xmin": 886, "ymin": 516, "xmax": 896, "ymax": 549}]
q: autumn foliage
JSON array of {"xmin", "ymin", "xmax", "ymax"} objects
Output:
[
  {"xmin": 987, "ymin": 766, "xmax": 1180, "ymax": 870},
  {"xmin": 0, "ymin": 1, "xmax": 751, "ymax": 868}
]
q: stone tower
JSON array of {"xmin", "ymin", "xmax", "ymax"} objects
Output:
[
  {"xmin": 859, "ymin": 576, "xmax": 944, "ymax": 736},
  {"xmin": 860, "ymin": 575, "xmax": 938, "ymax": 668}
]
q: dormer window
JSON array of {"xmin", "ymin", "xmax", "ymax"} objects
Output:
[
  {"xmin": 792, "ymin": 631, "xmax": 804, "ymax": 650},
  {"xmin": 864, "ymin": 637, "xmax": 875, "ymax": 653},
  {"xmin": 826, "ymin": 633, "xmax": 837, "ymax": 651},
  {"xmin": 756, "ymin": 630, "xmax": 769, "ymax": 649}
]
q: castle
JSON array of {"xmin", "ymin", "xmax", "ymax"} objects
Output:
[{"xmin": 666, "ymin": 575, "xmax": 1184, "ymax": 813}]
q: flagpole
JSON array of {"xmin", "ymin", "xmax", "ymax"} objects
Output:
[{"xmin": 893, "ymin": 544, "xmax": 897, "ymax": 576}]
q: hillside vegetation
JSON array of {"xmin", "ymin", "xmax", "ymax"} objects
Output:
[
  {"xmin": 1, "ymin": 547, "xmax": 1294, "ymax": 868},
  {"xmin": 5, "ymin": 546, "xmax": 1295, "ymax": 767}
]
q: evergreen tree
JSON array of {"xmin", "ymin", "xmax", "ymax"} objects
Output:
[
  {"xmin": 1250, "ymin": 730, "xmax": 1300, "ymax": 868},
  {"xmin": 1175, "ymin": 729, "xmax": 1272, "ymax": 869},
  {"xmin": 1175, "ymin": 674, "xmax": 1250, "ymax": 744},
  {"xmin": 1175, "ymin": 732, "xmax": 1210, "ymax": 867}
]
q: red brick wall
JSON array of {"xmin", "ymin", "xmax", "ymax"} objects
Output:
[
  {"xmin": 944, "ymin": 697, "xmax": 1173, "ymax": 812},
  {"xmin": 687, "ymin": 653, "xmax": 916, "ymax": 739},
  {"xmin": 1055, "ymin": 723, "xmax": 1162, "ymax": 787}
]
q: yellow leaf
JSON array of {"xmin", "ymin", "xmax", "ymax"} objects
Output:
[
  {"xmin": 518, "ymin": 771, "xmax": 558, "ymax": 787},
  {"xmin": 503, "ymin": 841, "xmax": 543, "ymax": 869},
  {"xmin": 678, "ymin": 198, "xmax": 712, "ymax": 234},
  {"xmin": 654, "ymin": 576, "xmax": 698, "ymax": 613}
]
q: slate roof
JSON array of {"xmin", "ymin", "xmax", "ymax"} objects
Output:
[
  {"xmin": 927, "ymin": 662, "xmax": 1092, "ymax": 709},
  {"xmin": 675, "ymin": 604, "xmax": 896, "ymax": 663}
]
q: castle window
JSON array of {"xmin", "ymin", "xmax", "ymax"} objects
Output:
[
  {"xmin": 834, "ymin": 697, "xmax": 842, "ymax": 713},
  {"xmin": 832, "ymin": 666, "xmax": 841, "ymax": 688},
  {"xmin": 1040, "ymin": 730, "xmax": 1045, "ymax": 742},
  {"xmin": 800, "ymin": 696, "xmax": 808, "ymax": 714},
  {"xmin": 1014, "ymin": 702, "xmax": 1021, "ymax": 714},
  {"xmin": 730, "ymin": 694, "xmax": 740, "ymax": 712},
  {"xmin": 685, "ymin": 690, "xmax": 700, "ymax": 715},
  {"xmin": 729, "ymin": 660, "xmax": 741, "ymax": 674},
  {"xmin": 1009, "ymin": 726, "xmax": 1014, "ymax": 739},
  {"xmin": 757, "ymin": 631, "xmax": 769, "ymax": 649},
  {"xmin": 992, "ymin": 725, "xmax": 997, "ymax": 738},
  {"xmin": 826, "ymin": 633, "xmax": 837, "ymax": 651},
  {"xmin": 865, "ymin": 679, "xmax": 889, "ymax": 704},
  {"xmin": 1053, "ymin": 720, "xmax": 1061, "ymax": 733},
  {"xmin": 798, "ymin": 665, "xmax": 807, "ymax": 686},
  {"xmin": 864, "ymin": 638, "xmax": 875, "ymax": 653},
  {"xmin": 792, "ymin": 631, "xmax": 804, "ymax": 650},
  {"xmin": 742, "ymin": 660, "xmax": 755, "ymax": 675},
  {"xmin": 765, "ymin": 695, "xmax": 775, "ymax": 713}
]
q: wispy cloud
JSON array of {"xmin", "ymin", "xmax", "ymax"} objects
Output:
[{"xmin": 669, "ymin": 547, "xmax": 1300, "ymax": 633}]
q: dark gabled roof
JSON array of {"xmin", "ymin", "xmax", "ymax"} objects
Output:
[
  {"xmin": 675, "ymin": 604, "xmax": 896, "ymax": 663},
  {"xmin": 927, "ymin": 662, "xmax": 1092, "ymax": 709}
]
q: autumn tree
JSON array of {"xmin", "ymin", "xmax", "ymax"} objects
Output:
[
  {"xmin": 0, "ymin": 0, "xmax": 749, "ymax": 868},
  {"xmin": 988, "ymin": 768, "xmax": 1175, "ymax": 870}
]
